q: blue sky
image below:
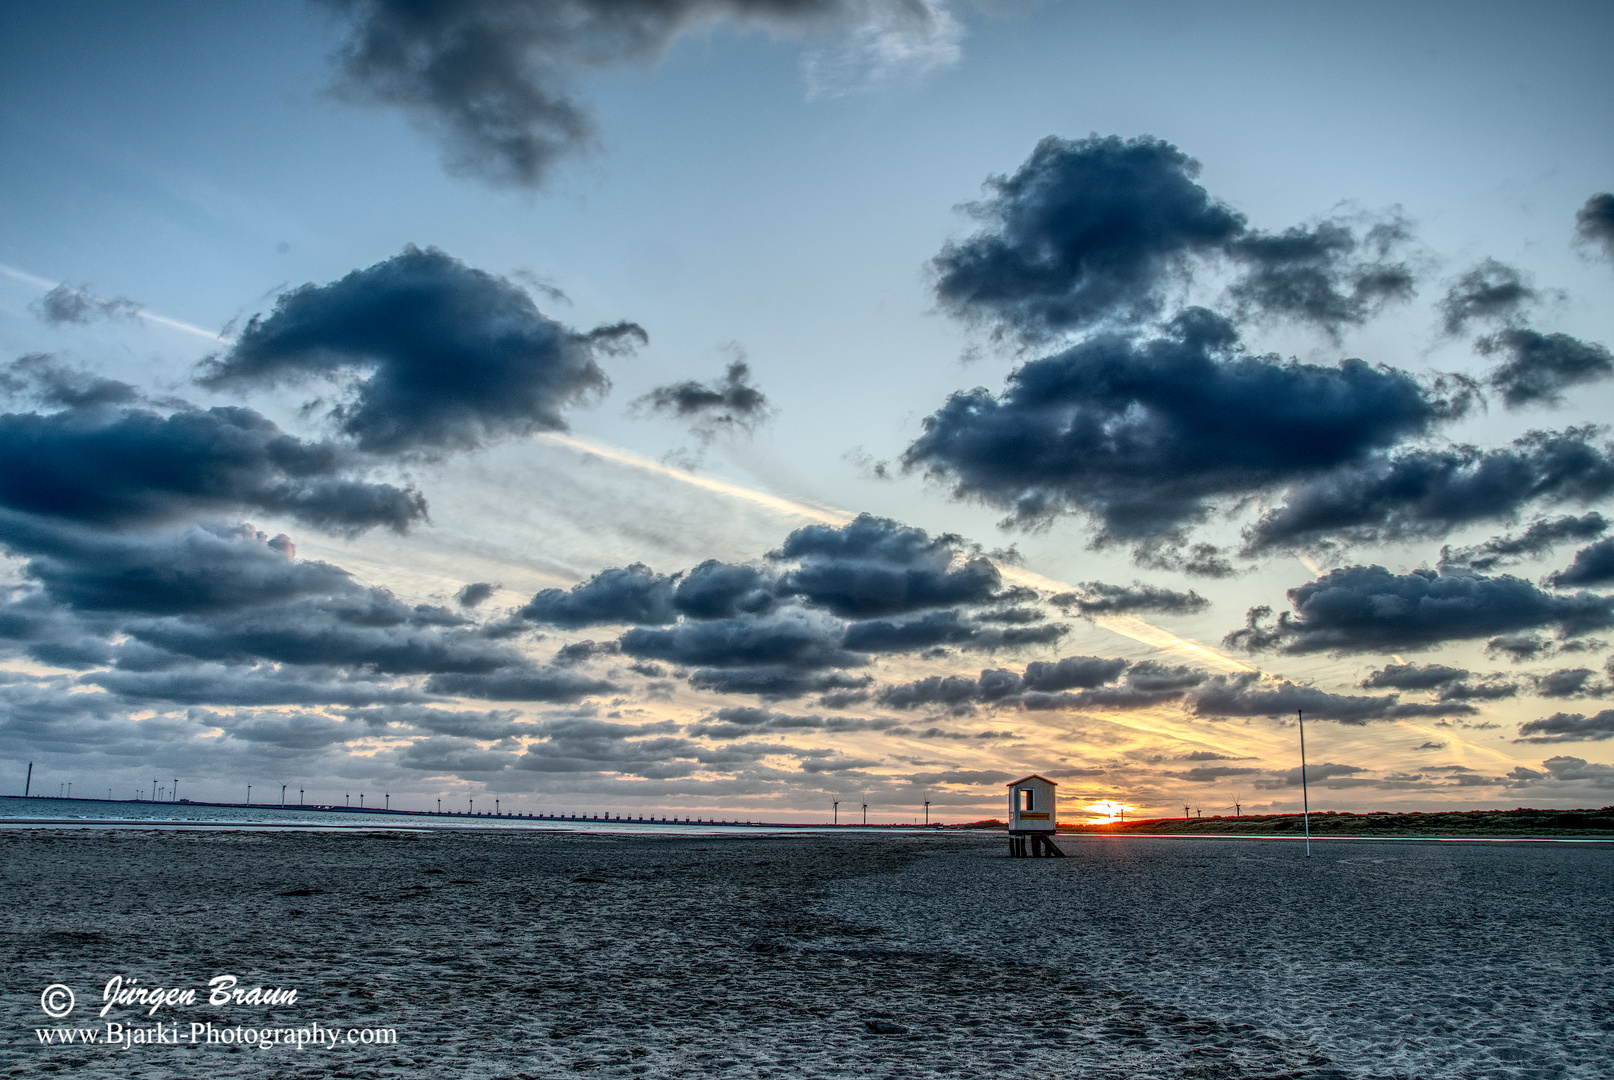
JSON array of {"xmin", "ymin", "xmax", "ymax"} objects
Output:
[{"xmin": 2, "ymin": 0, "xmax": 1612, "ymax": 819}]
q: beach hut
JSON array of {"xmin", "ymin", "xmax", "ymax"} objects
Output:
[{"xmin": 1007, "ymin": 775, "xmax": 1065, "ymax": 858}]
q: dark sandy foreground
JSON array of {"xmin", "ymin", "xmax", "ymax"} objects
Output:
[
  {"xmin": 827, "ymin": 836, "xmax": 1614, "ymax": 1080},
  {"xmin": 1, "ymin": 829, "xmax": 1603, "ymax": 1079}
]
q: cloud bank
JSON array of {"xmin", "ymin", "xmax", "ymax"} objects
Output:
[
  {"xmin": 201, "ymin": 246, "xmax": 645, "ymax": 455},
  {"xmin": 320, "ymin": 0, "xmax": 962, "ymax": 187}
]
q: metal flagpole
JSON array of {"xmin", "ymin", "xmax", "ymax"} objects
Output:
[{"xmin": 1298, "ymin": 708, "xmax": 1311, "ymax": 857}]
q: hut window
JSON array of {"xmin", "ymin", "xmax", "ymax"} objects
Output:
[{"xmin": 1018, "ymin": 789, "xmax": 1033, "ymax": 812}]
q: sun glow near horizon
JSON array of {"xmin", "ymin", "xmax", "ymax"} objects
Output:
[{"xmin": 1083, "ymin": 800, "xmax": 1134, "ymax": 823}]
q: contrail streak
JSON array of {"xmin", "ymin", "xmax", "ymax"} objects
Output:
[
  {"xmin": 2, "ymin": 259, "xmax": 1249, "ymax": 673},
  {"xmin": 0, "ymin": 262, "xmax": 230, "ymax": 344},
  {"xmin": 540, "ymin": 431, "xmax": 1254, "ymax": 672}
]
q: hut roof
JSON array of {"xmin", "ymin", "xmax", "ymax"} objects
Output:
[{"xmin": 1006, "ymin": 774, "xmax": 1057, "ymax": 787}]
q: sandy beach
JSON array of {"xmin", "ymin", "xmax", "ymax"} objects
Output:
[{"xmin": 2, "ymin": 828, "xmax": 1609, "ymax": 1079}]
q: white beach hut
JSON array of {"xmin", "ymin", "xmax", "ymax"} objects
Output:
[{"xmin": 1006, "ymin": 774, "xmax": 1065, "ymax": 858}]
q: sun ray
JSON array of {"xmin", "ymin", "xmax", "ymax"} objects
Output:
[{"xmin": 542, "ymin": 431, "xmax": 1255, "ymax": 672}]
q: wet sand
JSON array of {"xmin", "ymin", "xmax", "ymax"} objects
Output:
[{"xmin": 2, "ymin": 828, "xmax": 1606, "ymax": 1078}]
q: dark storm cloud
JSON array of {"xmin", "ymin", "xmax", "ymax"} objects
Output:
[
  {"xmin": 1439, "ymin": 513, "xmax": 1607, "ymax": 573},
  {"xmin": 87, "ymin": 665, "xmax": 432, "ymax": 707},
  {"xmin": 0, "ymin": 398, "xmax": 426, "ymax": 534},
  {"xmin": 1527, "ymin": 667, "xmax": 1610, "ymax": 699},
  {"xmin": 877, "ymin": 655, "xmax": 1198, "ymax": 712},
  {"xmin": 1243, "ymin": 428, "xmax": 1614, "ymax": 553},
  {"xmin": 0, "ymin": 519, "xmax": 353, "ymax": 616},
  {"xmin": 1437, "ymin": 259, "xmax": 1539, "ymax": 334},
  {"xmin": 522, "ymin": 563, "xmax": 680, "ymax": 628},
  {"xmin": 1506, "ymin": 755, "xmax": 1614, "ymax": 789},
  {"xmin": 931, "ymin": 134, "xmax": 1417, "ymax": 342},
  {"xmin": 1021, "ymin": 655, "xmax": 1132, "ymax": 691},
  {"xmin": 0, "ymin": 587, "xmax": 118, "ymax": 670},
  {"xmin": 123, "ymin": 590, "xmax": 525, "ymax": 676},
  {"xmin": 972, "ymin": 605, "xmax": 1046, "ymax": 624},
  {"xmin": 774, "ymin": 515, "xmax": 1011, "ymax": 617},
  {"xmin": 210, "ymin": 710, "xmax": 357, "ymax": 750},
  {"xmin": 522, "ymin": 560, "xmax": 777, "ymax": 629},
  {"xmin": 1167, "ymin": 764, "xmax": 1262, "ymax": 783},
  {"xmin": 1259, "ymin": 762, "xmax": 1366, "ymax": 788},
  {"xmin": 621, "ymin": 611, "xmax": 861, "ymax": 670},
  {"xmin": 552, "ymin": 639, "xmax": 622, "ymax": 666},
  {"xmin": 0, "ymin": 505, "xmax": 623, "ymax": 711},
  {"xmin": 200, "ymin": 246, "xmax": 645, "ymax": 455},
  {"xmin": 904, "ymin": 308, "xmax": 1451, "ymax": 538},
  {"xmin": 1363, "ymin": 663, "xmax": 1519, "ymax": 703},
  {"xmin": 456, "ymin": 581, "xmax": 497, "ymax": 608},
  {"xmin": 1484, "ymin": 632, "xmax": 1571, "ymax": 663},
  {"xmin": 1576, "ymin": 193, "xmax": 1614, "ymax": 262},
  {"xmin": 1133, "ymin": 540, "xmax": 1236, "ymax": 578},
  {"xmin": 912, "ymin": 134, "xmax": 1614, "ymax": 558},
  {"xmin": 1355, "ymin": 661, "xmax": 1517, "ymax": 703},
  {"xmin": 29, "ymin": 283, "xmax": 142, "ymax": 326},
  {"xmin": 1516, "ymin": 710, "xmax": 1614, "ymax": 744},
  {"xmin": 0, "ymin": 678, "xmax": 195, "ymax": 756},
  {"xmin": 635, "ymin": 359, "xmax": 772, "ymax": 441},
  {"xmin": 524, "ymin": 514, "xmax": 1018, "ymax": 627},
  {"xmin": 1435, "ymin": 676, "xmax": 1519, "ymax": 702},
  {"xmin": 512, "ymin": 716, "xmax": 790, "ymax": 779},
  {"xmin": 684, "ymin": 706, "xmax": 897, "ymax": 739},
  {"xmin": 1361, "ymin": 662, "xmax": 1468, "ymax": 691},
  {"xmin": 1430, "ymin": 258, "xmax": 1611, "ymax": 410},
  {"xmin": 423, "ymin": 666, "xmax": 617, "ymax": 702},
  {"xmin": 2, "ymin": 354, "xmax": 143, "ymax": 409},
  {"xmin": 840, "ymin": 609, "xmax": 1066, "ymax": 653},
  {"xmin": 342, "ymin": 705, "xmax": 532, "ymax": 739},
  {"xmin": 319, "ymin": 0, "xmax": 941, "ymax": 188},
  {"xmin": 1546, "ymin": 537, "xmax": 1614, "ymax": 588},
  {"xmin": 1477, "ymin": 328, "xmax": 1614, "ymax": 409},
  {"xmin": 790, "ymin": 523, "xmax": 1005, "ymax": 625},
  {"xmin": 1227, "ymin": 565, "xmax": 1614, "ymax": 655},
  {"xmin": 671, "ymin": 560, "xmax": 779, "ymax": 619},
  {"xmin": 686, "ymin": 667, "xmax": 871, "ymax": 700},
  {"xmin": 1190, "ymin": 672, "xmax": 1463, "ymax": 724},
  {"xmin": 397, "ymin": 735, "xmax": 520, "ymax": 775},
  {"xmin": 522, "ymin": 516, "xmax": 1054, "ymax": 698},
  {"xmin": 1050, "ymin": 580, "xmax": 1208, "ymax": 618},
  {"xmin": 932, "ymin": 135, "xmax": 1245, "ymax": 339},
  {"xmin": 1224, "ymin": 216, "xmax": 1416, "ymax": 339},
  {"xmin": 878, "ymin": 672, "xmax": 1004, "ymax": 710}
]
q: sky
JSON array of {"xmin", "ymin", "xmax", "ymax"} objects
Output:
[{"xmin": 2, "ymin": 0, "xmax": 1613, "ymax": 821}]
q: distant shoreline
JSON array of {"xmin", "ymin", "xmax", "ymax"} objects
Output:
[
  {"xmin": 1051, "ymin": 806, "xmax": 1614, "ymax": 840},
  {"xmin": 2, "ymin": 796, "xmax": 1612, "ymax": 839},
  {"xmin": 0, "ymin": 794, "xmax": 932, "ymax": 832}
]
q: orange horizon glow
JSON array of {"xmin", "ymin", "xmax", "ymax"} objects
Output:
[{"xmin": 1084, "ymin": 800, "xmax": 1133, "ymax": 822}]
